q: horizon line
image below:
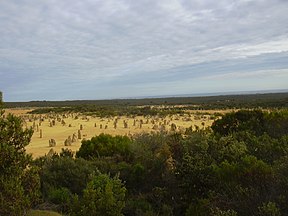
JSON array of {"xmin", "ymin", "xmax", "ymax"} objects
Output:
[{"xmin": 4, "ymin": 88, "xmax": 288, "ymax": 103}]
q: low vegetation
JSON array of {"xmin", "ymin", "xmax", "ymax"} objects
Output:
[
  {"xmin": 28, "ymin": 210, "xmax": 62, "ymax": 216},
  {"xmin": 28, "ymin": 105, "xmax": 184, "ymax": 117},
  {"xmin": 4, "ymin": 92, "xmax": 288, "ymax": 109},
  {"xmin": 1, "ymin": 93, "xmax": 288, "ymax": 215}
]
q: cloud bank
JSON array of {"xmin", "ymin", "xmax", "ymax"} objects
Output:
[{"xmin": 0, "ymin": 0, "xmax": 287, "ymax": 101}]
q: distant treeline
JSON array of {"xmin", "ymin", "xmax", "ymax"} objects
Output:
[
  {"xmin": 29, "ymin": 105, "xmax": 184, "ymax": 117},
  {"xmin": 0, "ymin": 91, "xmax": 2, "ymax": 106},
  {"xmin": 4, "ymin": 92, "xmax": 288, "ymax": 110}
]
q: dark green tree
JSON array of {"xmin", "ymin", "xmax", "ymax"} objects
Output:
[
  {"xmin": 0, "ymin": 91, "xmax": 2, "ymax": 106},
  {"xmin": 76, "ymin": 133, "xmax": 132, "ymax": 161},
  {"xmin": 0, "ymin": 110, "xmax": 40, "ymax": 215},
  {"xmin": 39, "ymin": 156, "xmax": 100, "ymax": 196},
  {"xmin": 72, "ymin": 174, "xmax": 126, "ymax": 216},
  {"xmin": 211, "ymin": 110, "xmax": 266, "ymax": 136}
]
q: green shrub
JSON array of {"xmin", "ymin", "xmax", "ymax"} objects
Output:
[
  {"xmin": 0, "ymin": 112, "xmax": 40, "ymax": 216},
  {"xmin": 76, "ymin": 133, "xmax": 132, "ymax": 161},
  {"xmin": 72, "ymin": 174, "xmax": 126, "ymax": 216}
]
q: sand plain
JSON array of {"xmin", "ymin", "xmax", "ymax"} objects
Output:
[{"xmin": 4, "ymin": 108, "xmax": 218, "ymax": 158}]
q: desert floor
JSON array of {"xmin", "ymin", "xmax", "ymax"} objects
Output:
[{"xmin": 4, "ymin": 108, "xmax": 221, "ymax": 158}]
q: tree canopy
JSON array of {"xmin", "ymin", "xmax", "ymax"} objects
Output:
[
  {"xmin": 0, "ymin": 111, "xmax": 40, "ymax": 215},
  {"xmin": 2, "ymin": 106, "xmax": 288, "ymax": 215}
]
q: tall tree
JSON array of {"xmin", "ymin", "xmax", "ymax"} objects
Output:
[
  {"xmin": 0, "ymin": 91, "xmax": 2, "ymax": 107},
  {"xmin": 0, "ymin": 101, "xmax": 40, "ymax": 215}
]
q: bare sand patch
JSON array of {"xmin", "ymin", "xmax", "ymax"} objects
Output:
[
  {"xmin": 4, "ymin": 108, "xmax": 34, "ymax": 115},
  {"xmin": 12, "ymin": 110, "xmax": 220, "ymax": 158}
]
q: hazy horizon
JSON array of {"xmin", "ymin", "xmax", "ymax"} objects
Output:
[
  {"xmin": 2, "ymin": 88, "xmax": 288, "ymax": 103},
  {"xmin": 1, "ymin": 0, "xmax": 288, "ymax": 102}
]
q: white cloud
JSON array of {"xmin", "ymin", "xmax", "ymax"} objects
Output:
[
  {"xmin": 0, "ymin": 0, "xmax": 288, "ymax": 101},
  {"xmin": 203, "ymin": 68, "xmax": 288, "ymax": 80}
]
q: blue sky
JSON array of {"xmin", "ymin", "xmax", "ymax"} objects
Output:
[{"xmin": 0, "ymin": 0, "xmax": 288, "ymax": 102}]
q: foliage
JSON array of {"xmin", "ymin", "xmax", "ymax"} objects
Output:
[
  {"xmin": 258, "ymin": 202, "xmax": 281, "ymax": 216},
  {"xmin": 71, "ymin": 174, "xmax": 126, "ymax": 216},
  {"xmin": 28, "ymin": 105, "xmax": 184, "ymax": 117},
  {"xmin": 5, "ymin": 85, "xmax": 288, "ymax": 216},
  {"xmin": 0, "ymin": 112, "xmax": 40, "ymax": 216},
  {"xmin": 211, "ymin": 110, "xmax": 266, "ymax": 136},
  {"xmin": 264, "ymin": 110, "xmax": 288, "ymax": 138},
  {"xmin": 0, "ymin": 114, "xmax": 33, "ymax": 175},
  {"xmin": 28, "ymin": 210, "xmax": 62, "ymax": 216},
  {"xmin": 0, "ymin": 91, "xmax": 2, "ymax": 106},
  {"xmin": 76, "ymin": 133, "xmax": 133, "ymax": 161},
  {"xmin": 212, "ymin": 109, "xmax": 288, "ymax": 138},
  {"xmin": 47, "ymin": 187, "xmax": 73, "ymax": 212},
  {"xmin": 173, "ymin": 110, "xmax": 288, "ymax": 215},
  {"xmin": 28, "ymin": 109, "xmax": 288, "ymax": 215},
  {"xmin": 38, "ymin": 155, "xmax": 100, "ymax": 196},
  {"xmin": 5, "ymin": 92, "xmax": 288, "ymax": 109},
  {"xmin": 210, "ymin": 208, "xmax": 238, "ymax": 216}
]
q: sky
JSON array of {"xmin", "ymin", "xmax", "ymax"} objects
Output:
[{"xmin": 0, "ymin": 0, "xmax": 288, "ymax": 102}]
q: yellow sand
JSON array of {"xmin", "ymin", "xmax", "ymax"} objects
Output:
[{"xmin": 4, "ymin": 109, "xmax": 219, "ymax": 158}]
